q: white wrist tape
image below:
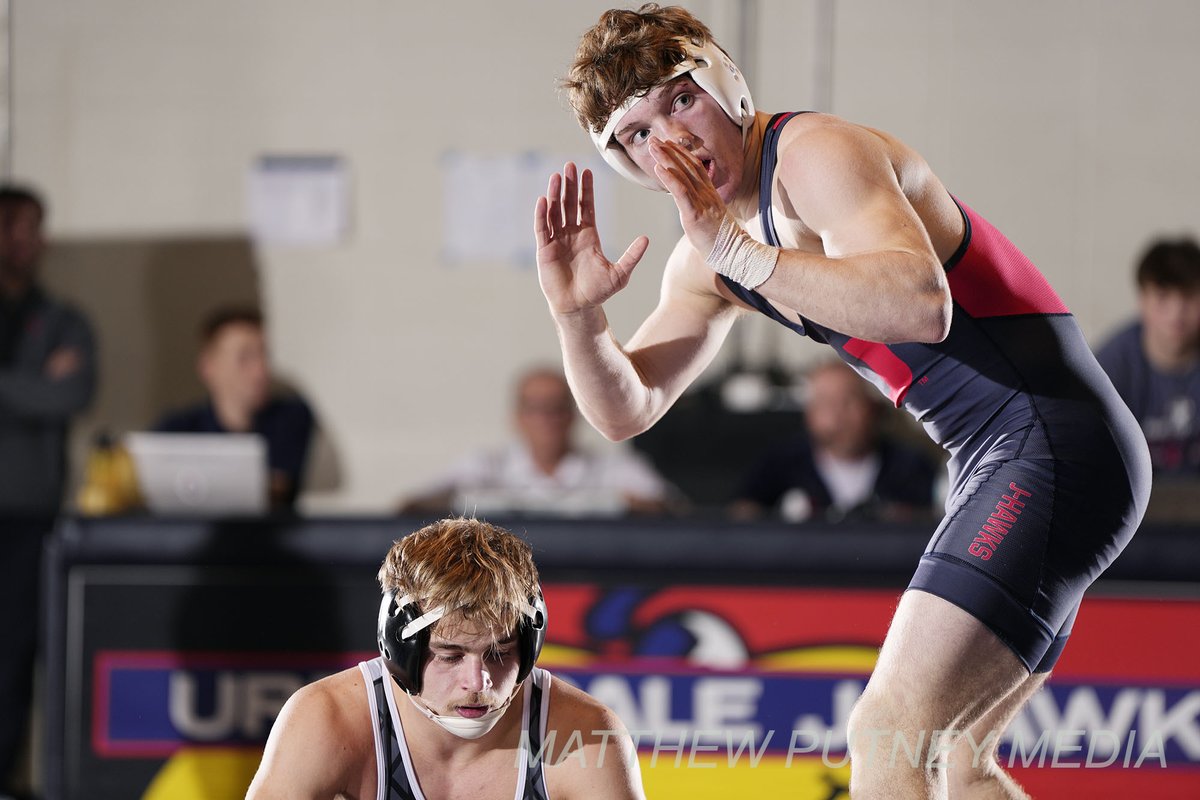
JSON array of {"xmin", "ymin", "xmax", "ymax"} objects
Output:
[{"xmin": 705, "ymin": 213, "xmax": 779, "ymax": 289}]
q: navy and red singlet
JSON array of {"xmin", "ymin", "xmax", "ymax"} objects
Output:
[{"xmin": 721, "ymin": 112, "xmax": 1151, "ymax": 672}]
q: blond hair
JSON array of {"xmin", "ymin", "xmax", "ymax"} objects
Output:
[
  {"xmin": 377, "ymin": 518, "xmax": 540, "ymax": 638},
  {"xmin": 562, "ymin": 4, "xmax": 717, "ymax": 133}
]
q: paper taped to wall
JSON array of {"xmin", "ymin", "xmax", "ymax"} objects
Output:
[
  {"xmin": 440, "ymin": 151, "xmax": 614, "ymax": 269},
  {"xmin": 247, "ymin": 155, "xmax": 350, "ymax": 246}
]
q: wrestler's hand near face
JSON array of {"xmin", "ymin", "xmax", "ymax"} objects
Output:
[
  {"xmin": 648, "ymin": 136, "xmax": 727, "ymax": 259},
  {"xmin": 534, "ymin": 162, "xmax": 650, "ymax": 316}
]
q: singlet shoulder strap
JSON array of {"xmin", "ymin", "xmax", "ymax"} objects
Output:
[
  {"xmin": 757, "ymin": 111, "xmax": 811, "ymax": 247},
  {"xmin": 359, "ymin": 661, "xmax": 390, "ymax": 800},
  {"xmin": 360, "ymin": 658, "xmax": 422, "ymax": 800},
  {"xmin": 520, "ymin": 668, "xmax": 552, "ymax": 800}
]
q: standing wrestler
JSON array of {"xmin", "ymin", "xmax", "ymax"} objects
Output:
[
  {"xmin": 247, "ymin": 518, "xmax": 645, "ymax": 799},
  {"xmin": 534, "ymin": 5, "xmax": 1149, "ymax": 798}
]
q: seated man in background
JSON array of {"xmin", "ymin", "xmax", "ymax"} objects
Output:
[
  {"xmin": 155, "ymin": 307, "xmax": 313, "ymax": 509},
  {"xmin": 1096, "ymin": 237, "xmax": 1200, "ymax": 475},
  {"xmin": 401, "ymin": 366, "xmax": 671, "ymax": 517},
  {"xmin": 732, "ymin": 360, "xmax": 940, "ymax": 522}
]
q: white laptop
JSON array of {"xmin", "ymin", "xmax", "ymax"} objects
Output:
[{"xmin": 125, "ymin": 432, "xmax": 269, "ymax": 515}]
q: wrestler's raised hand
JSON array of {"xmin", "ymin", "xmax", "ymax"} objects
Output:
[{"xmin": 534, "ymin": 162, "xmax": 649, "ymax": 316}]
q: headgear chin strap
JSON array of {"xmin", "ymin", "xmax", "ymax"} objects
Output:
[
  {"xmin": 376, "ymin": 589, "xmax": 548, "ymax": 695},
  {"xmin": 590, "ymin": 37, "xmax": 755, "ymax": 191}
]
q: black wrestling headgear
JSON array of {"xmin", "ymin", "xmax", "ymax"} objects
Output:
[{"xmin": 376, "ymin": 589, "xmax": 548, "ymax": 695}]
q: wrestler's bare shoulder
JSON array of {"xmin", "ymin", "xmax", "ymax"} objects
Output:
[
  {"xmin": 248, "ymin": 667, "xmax": 377, "ymax": 799},
  {"xmin": 276, "ymin": 668, "xmax": 376, "ymax": 765},
  {"xmin": 768, "ymin": 112, "xmax": 963, "ymax": 257},
  {"xmin": 772, "ymin": 112, "xmax": 914, "ymax": 161}
]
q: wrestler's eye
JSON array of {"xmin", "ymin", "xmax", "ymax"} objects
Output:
[
  {"xmin": 629, "ymin": 128, "xmax": 650, "ymax": 146},
  {"xmin": 436, "ymin": 653, "xmax": 463, "ymax": 664},
  {"xmin": 674, "ymin": 93, "xmax": 694, "ymax": 111},
  {"xmin": 486, "ymin": 648, "xmax": 514, "ymax": 663}
]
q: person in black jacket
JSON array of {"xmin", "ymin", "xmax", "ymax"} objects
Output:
[
  {"xmin": 0, "ymin": 184, "xmax": 97, "ymax": 795},
  {"xmin": 0, "ymin": 185, "xmax": 97, "ymax": 514}
]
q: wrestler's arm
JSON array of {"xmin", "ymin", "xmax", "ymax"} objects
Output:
[
  {"xmin": 536, "ymin": 164, "xmax": 739, "ymax": 441},
  {"xmin": 245, "ymin": 681, "xmax": 358, "ymax": 799},
  {"xmin": 650, "ymin": 124, "xmax": 952, "ymax": 344},
  {"xmin": 763, "ymin": 125, "xmax": 952, "ymax": 341},
  {"xmin": 548, "ymin": 682, "xmax": 647, "ymax": 800},
  {"xmin": 554, "ymin": 239, "xmax": 737, "ymax": 441}
]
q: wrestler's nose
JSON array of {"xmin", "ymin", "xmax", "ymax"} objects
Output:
[
  {"xmin": 661, "ymin": 121, "xmax": 696, "ymax": 151},
  {"xmin": 461, "ymin": 658, "xmax": 492, "ymax": 693}
]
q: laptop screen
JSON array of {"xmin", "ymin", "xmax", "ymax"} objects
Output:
[{"xmin": 125, "ymin": 432, "xmax": 268, "ymax": 515}]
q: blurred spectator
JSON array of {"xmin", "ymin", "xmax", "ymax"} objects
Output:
[
  {"xmin": 732, "ymin": 360, "xmax": 939, "ymax": 523},
  {"xmin": 0, "ymin": 184, "xmax": 97, "ymax": 513},
  {"xmin": 155, "ymin": 307, "xmax": 314, "ymax": 509},
  {"xmin": 1096, "ymin": 238, "xmax": 1200, "ymax": 475},
  {"xmin": 0, "ymin": 184, "xmax": 97, "ymax": 795},
  {"xmin": 401, "ymin": 366, "xmax": 671, "ymax": 517}
]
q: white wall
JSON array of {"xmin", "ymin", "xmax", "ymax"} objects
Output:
[
  {"xmin": 824, "ymin": 0, "xmax": 1200, "ymax": 336},
  {"xmin": 13, "ymin": 1, "xmax": 1200, "ymax": 511}
]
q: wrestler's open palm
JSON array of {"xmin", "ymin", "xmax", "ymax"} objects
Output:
[{"xmin": 534, "ymin": 162, "xmax": 649, "ymax": 316}]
